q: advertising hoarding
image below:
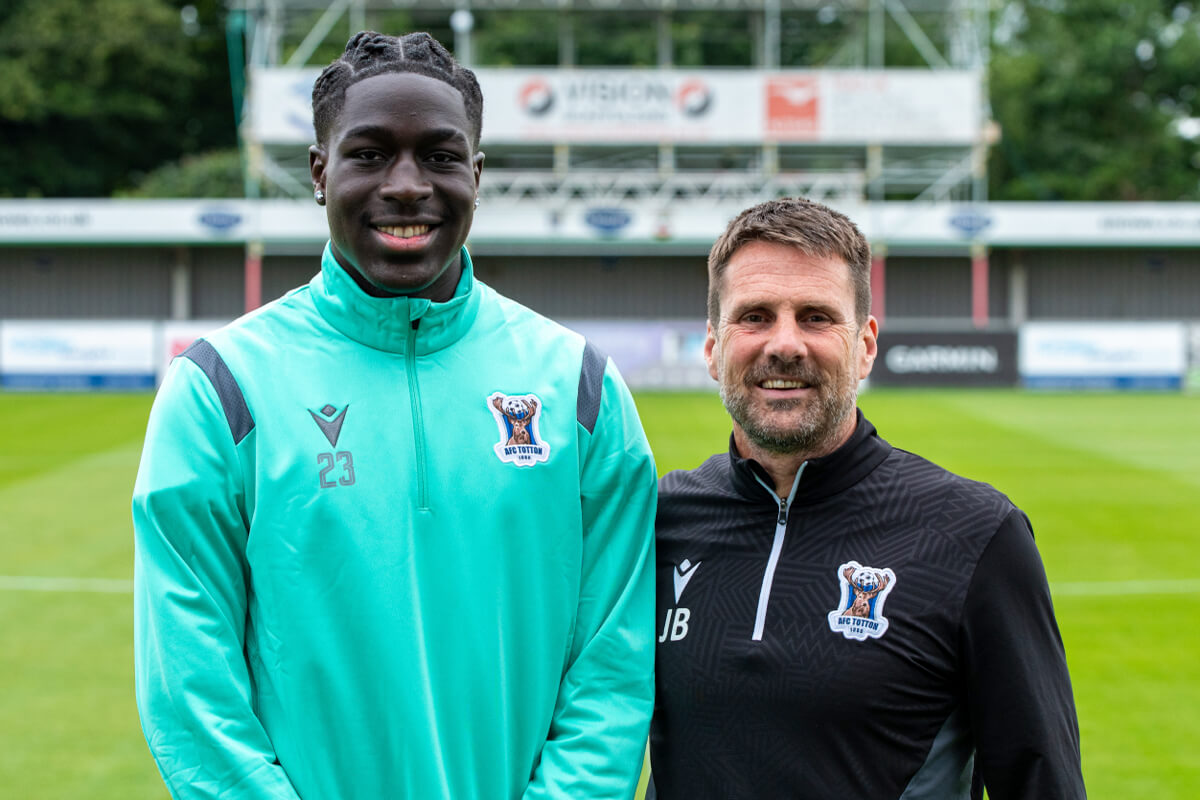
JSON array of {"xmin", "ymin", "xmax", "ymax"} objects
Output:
[
  {"xmin": 872, "ymin": 331, "xmax": 1018, "ymax": 387},
  {"xmin": 563, "ymin": 319, "xmax": 711, "ymax": 390},
  {"xmin": 4, "ymin": 200, "xmax": 1200, "ymax": 249},
  {"xmin": 0, "ymin": 321, "xmax": 157, "ymax": 389},
  {"xmin": 1019, "ymin": 322, "xmax": 1187, "ymax": 390},
  {"xmin": 0, "ymin": 319, "xmax": 711, "ymax": 391},
  {"xmin": 1187, "ymin": 323, "xmax": 1200, "ymax": 391}
]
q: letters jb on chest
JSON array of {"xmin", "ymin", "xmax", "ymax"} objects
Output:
[{"xmin": 658, "ymin": 558, "xmax": 702, "ymax": 643}]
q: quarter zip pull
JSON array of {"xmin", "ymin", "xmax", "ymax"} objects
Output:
[
  {"xmin": 751, "ymin": 464, "xmax": 807, "ymax": 642},
  {"xmin": 406, "ymin": 317, "xmax": 430, "ymax": 511}
]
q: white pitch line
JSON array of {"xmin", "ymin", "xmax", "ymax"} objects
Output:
[
  {"xmin": 1051, "ymin": 579, "xmax": 1200, "ymax": 597},
  {"xmin": 0, "ymin": 575, "xmax": 133, "ymax": 594}
]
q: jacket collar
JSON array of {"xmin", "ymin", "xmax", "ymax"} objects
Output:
[
  {"xmin": 310, "ymin": 243, "xmax": 481, "ymax": 355},
  {"xmin": 727, "ymin": 409, "xmax": 892, "ymax": 505}
]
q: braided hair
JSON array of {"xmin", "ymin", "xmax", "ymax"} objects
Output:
[{"xmin": 312, "ymin": 31, "xmax": 483, "ymax": 149}]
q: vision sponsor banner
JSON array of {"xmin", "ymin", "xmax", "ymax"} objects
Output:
[
  {"xmin": 249, "ymin": 67, "xmax": 981, "ymax": 146},
  {"xmin": 871, "ymin": 331, "xmax": 1018, "ymax": 387},
  {"xmin": 1019, "ymin": 322, "xmax": 1187, "ymax": 390},
  {"xmin": 0, "ymin": 320, "xmax": 156, "ymax": 389}
]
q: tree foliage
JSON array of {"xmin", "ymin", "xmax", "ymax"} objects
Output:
[
  {"xmin": 989, "ymin": 0, "xmax": 1200, "ymax": 200},
  {"xmin": 0, "ymin": 0, "xmax": 236, "ymax": 197},
  {"xmin": 116, "ymin": 148, "xmax": 243, "ymax": 198}
]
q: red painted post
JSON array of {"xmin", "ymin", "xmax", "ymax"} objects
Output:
[
  {"xmin": 244, "ymin": 240, "xmax": 263, "ymax": 313},
  {"xmin": 870, "ymin": 244, "xmax": 886, "ymax": 326},
  {"xmin": 971, "ymin": 243, "xmax": 989, "ymax": 329}
]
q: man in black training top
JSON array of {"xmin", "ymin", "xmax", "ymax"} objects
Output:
[{"xmin": 648, "ymin": 197, "xmax": 1085, "ymax": 800}]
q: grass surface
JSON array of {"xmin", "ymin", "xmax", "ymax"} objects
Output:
[{"xmin": 1, "ymin": 389, "xmax": 1197, "ymax": 797}]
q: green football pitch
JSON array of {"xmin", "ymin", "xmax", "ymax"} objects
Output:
[{"xmin": 1, "ymin": 389, "xmax": 1197, "ymax": 798}]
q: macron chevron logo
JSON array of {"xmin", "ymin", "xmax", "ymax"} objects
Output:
[
  {"xmin": 673, "ymin": 559, "xmax": 702, "ymax": 603},
  {"xmin": 309, "ymin": 404, "xmax": 348, "ymax": 447}
]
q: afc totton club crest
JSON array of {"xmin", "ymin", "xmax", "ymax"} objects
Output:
[
  {"xmin": 828, "ymin": 560, "xmax": 897, "ymax": 641},
  {"xmin": 487, "ymin": 392, "xmax": 551, "ymax": 466}
]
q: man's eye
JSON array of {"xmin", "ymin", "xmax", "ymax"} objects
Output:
[
  {"xmin": 427, "ymin": 152, "xmax": 461, "ymax": 164},
  {"xmin": 741, "ymin": 312, "xmax": 767, "ymax": 324},
  {"xmin": 351, "ymin": 150, "xmax": 384, "ymax": 162}
]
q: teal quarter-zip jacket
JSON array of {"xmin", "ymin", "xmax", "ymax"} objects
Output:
[{"xmin": 132, "ymin": 246, "xmax": 657, "ymax": 800}]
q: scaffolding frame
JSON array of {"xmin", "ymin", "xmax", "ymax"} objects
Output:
[{"xmin": 225, "ymin": 0, "xmax": 992, "ymax": 207}]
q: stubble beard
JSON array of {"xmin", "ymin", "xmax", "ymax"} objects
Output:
[{"xmin": 719, "ymin": 356, "xmax": 858, "ymax": 457}]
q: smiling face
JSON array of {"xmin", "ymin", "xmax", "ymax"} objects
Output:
[
  {"xmin": 706, "ymin": 240, "xmax": 877, "ymax": 462},
  {"xmin": 309, "ymin": 71, "xmax": 484, "ymax": 300}
]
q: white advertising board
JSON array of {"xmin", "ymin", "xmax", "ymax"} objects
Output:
[
  {"xmin": 1019, "ymin": 322, "xmax": 1187, "ymax": 390},
  {"xmin": 0, "ymin": 318, "xmax": 713, "ymax": 391},
  {"xmin": 908, "ymin": 204, "xmax": 1200, "ymax": 247},
  {"xmin": 3, "ymin": 200, "xmax": 1200, "ymax": 249},
  {"xmin": 249, "ymin": 67, "xmax": 981, "ymax": 146},
  {"xmin": 0, "ymin": 320, "xmax": 157, "ymax": 389},
  {"xmin": 563, "ymin": 319, "xmax": 711, "ymax": 389},
  {"xmin": 0, "ymin": 200, "xmax": 326, "ymax": 244},
  {"xmin": 1188, "ymin": 323, "xmax": 1200, "ymax": 391}
]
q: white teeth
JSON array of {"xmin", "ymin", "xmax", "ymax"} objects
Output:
[
  {"xmin": 378, "ymin": 224, "xmax": 430, "ymax": 238},
  {"xmin": 761, "ymin": 380, "xmax": 807, "ymax": 389}
]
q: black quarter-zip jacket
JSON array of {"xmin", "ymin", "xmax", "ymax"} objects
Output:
[{"xmin": 650, "ymin": 411, "xmax": 1085, "ymax": 800}]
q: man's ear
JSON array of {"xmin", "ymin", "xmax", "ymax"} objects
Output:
[
  {"xmin": 309, "ymin": 145, "xmax": 328, "ymax": 194},
  {"xmin": 472, "ymin": 151, "xmax": 485, "ymax": 188},
  {"xmin": 858, "ymin": 316, "xmax": 879, "ymax": 380},
  {"xmin": 704, "ymin": 321, "xmax": 719, "ymax": 382}
]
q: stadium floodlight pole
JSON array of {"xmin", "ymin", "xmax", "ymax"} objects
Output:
[
  {"xmin": 450, "ymin": 8, "xmax": 474, "ymax": 66},
  {"xmin": 763, "ymin": 0, "xmax": 780, "ymax": 69},
  {"xmin": 241, "ymin": 134, "xmax": 264, "ymax": 313},
  {"xmin": 868, "ymin": 0, "xmax": 884, "ymax": 69},
  {"xmin": 228, "ymin": 5, "xmax": 264, "ymax": 312},
  {"xmin": 657, "ymin": 7, "xmax": 675, "ymax": 179},
  {"xmin": 968, "ymin": 0, "xmax": 990, "ymax": 331}
]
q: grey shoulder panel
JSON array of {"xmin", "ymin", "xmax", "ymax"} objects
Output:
[
  {"xmin": 180, "ymin": 339, "xmax": 255, "ymax": 445},
  {"xmin": 576, "ymin": 340, "xmax": 607, "ymax": 435}
]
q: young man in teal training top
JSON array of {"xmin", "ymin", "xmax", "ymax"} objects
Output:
[{"xmin": 133, "ymin": 31, "xmax": 657, "ymax": 799}]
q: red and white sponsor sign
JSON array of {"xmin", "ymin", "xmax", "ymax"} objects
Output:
[{"xmin": 765, "ymin": 76, "xmax": 820, "ymax": 139}]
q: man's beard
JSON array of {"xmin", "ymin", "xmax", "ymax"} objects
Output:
[{"xmin": 719, "ymin": 356, "xmax": 857, "ymax": 456}]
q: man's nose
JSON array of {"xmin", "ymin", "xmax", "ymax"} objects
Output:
[
  {"xmin": 762, "ymin": 317, "xmax": 808, "ymax": 361},
  {"xmin": 380, "ymin": 155, "xmax": 432, "ymax": 202}
]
